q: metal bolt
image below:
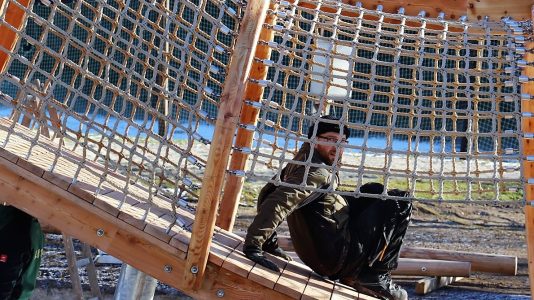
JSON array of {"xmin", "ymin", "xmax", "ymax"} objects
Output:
[
  {"xmin": 164, "ymin": 265, "xmax": 172, "ymax": 273},
  {"xmin": 96, "ymin": 229, "xmax": 104, "ymax": 237},
  {"xmin": 421, "ymin": 266, "xmax": 427, "ymax": 272},
  {"xmin": 216, "ymin": 289, "xmax": 225, "ymax": 298},
  {"xmin": 190, "ymin": 265, "xmax": 199, "ymax": 274}
]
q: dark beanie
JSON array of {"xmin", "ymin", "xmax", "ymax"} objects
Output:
[{"xmin": 307, "ymin": 115, "xmax": 350, "ymax": 139}]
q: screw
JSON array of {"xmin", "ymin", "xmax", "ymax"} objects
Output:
[
  {"xmin": 164, "ymin": 265, "xmax": 172, "ymax": 273},
  {"xmin": 96, "ymin": 229, "xmax": 104, "ymax": 237},
  {"xmin": 421, "ymin": 267, "xmax": 427, "ymax": 272},
  {"xmin": 216, "ymin": 289, "xmax": 225, "ymax": 298},
  {"xmin": 190, "ymin": 265, "xmax": 199, "ymax": 274}
]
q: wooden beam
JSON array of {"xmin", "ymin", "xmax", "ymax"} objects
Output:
[
  {"xmin": 296, "ymin": 0, "xmax": 533, "ymax": 20},
  {"xmin": 216, "ymin": 2, "xmax": 277, "ymax": 231},
  {"xmin": 184, "ymin": 0, "xmax": 270, "ymax": 290},
  {"xmin": 466, "ymin": 0, "xmax": 534, "ymax": 21},
  {"xmin": 399, "ymin": 247, "xmax": 517, "ymax": 275},
  {"xmin": 523, "ymin": 7, "xmax": 534, "ymax": 298},
  {"xmin": 299, "ymin": 0, "xmax": 467, "ymax": 19},
  {"xmin": 0, "ymin": 155, "xmax": 294, "ymax": 300},
  {"xmin": 392, "ymin": 258, "xmax": 471, "ymax": 277},
  {"xmin": 0, "ymin": 0, "xmax": 31, "ymax": 73},
  {"xmin": 266, "ymin": 234, "xmax": 517, "ymax": 275},
  {"xmin": 415, "ymin": 276, "xmax": 463, "ymax": 295}
]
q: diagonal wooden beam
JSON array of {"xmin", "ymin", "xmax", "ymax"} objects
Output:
[
  {"xmin": 184, "ymin": 0, "xmax": 271, "ymax": 290},
  {"xmin": 216, "ymin": 2, "xmax": 278, "ymax": 231}
]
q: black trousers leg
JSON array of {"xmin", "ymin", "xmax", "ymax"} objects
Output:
[
  {"xmin": 337, "ymin": 183, "xmax": 412, "ymax": 278},
  {"xmin": 262, "ymin": 231, "xmax": 279, "ymax": 252}
]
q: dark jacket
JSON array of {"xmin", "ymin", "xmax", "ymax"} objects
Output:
[{"xmin": 244, "ymin": 143, "xmax": 351, "ymax": 278}]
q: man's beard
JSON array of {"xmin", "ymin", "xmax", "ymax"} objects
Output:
[{"xmin": 316, "ymin": 149, "xmax": 336, "ymax": 166}]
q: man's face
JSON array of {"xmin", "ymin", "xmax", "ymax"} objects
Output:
[{"xmin": 314, "ymin": 132, "xmax": 347, "ymax": 165}]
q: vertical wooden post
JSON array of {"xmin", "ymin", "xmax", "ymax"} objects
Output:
[
  {"xmin": 0, "ymin": 0, "xmax": 31, "ymax": 73},
  {"xmin": 522, "ymin": 6, "xmax": 534, "ymax": 298},
  {"xmin": 184, "ymin": 0, "xmax": 270, "ymax": 290},
  {"xmin": 216, "ymin": 3, "xmax": 277, "ymax": 231}
]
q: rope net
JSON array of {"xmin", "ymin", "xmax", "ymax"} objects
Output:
[
  {"xmin": 0, "ymin": 0, "xmax": 528, "ymax": 236},
  {"xmin": 0, "ymin": 0, "xmax": 244, "ymax": 226},
  {"xmin": 244, "ymin": 1, "xmax": 527, "ymax": 204}
]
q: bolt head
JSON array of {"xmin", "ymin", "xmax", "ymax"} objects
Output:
[
  {"xmin": 190, "ymin": 265, "xmax": 199, "ymax": 274},
  {"xmin": 96, "ymin": 229, "xmax": 104, "ymax": 237},
  {"xmin": 216, "ymin": 289, "xmax": 225, "ymax": 297}
]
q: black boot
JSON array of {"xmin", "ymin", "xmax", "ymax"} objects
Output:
[
  {"xmin": 243, "ymin": 245, "xmax": 280, "ymax": 272},
  {"xmin": 356, "ymin": 272, "xmax": 407, "ymax": 300},
  {"xmin": 262, "ymin": 232, "xmax": 292, "ymax": 261}
]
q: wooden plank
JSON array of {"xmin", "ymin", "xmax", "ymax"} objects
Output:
[
  {"xmin": 208, "ymin": 230, "xmax": 243, "ymax": 266},
  {"xmin": 117, "ymin": 202, "xmax": 156, "ymax": 230},
  {"xmin": 301, "ymin": 272, "xmax": 335, "ymax": 300},
  {"xmin": 169, "ymin": 228, "xmax": 191, "ymax": 253},
  {"xmin": 400, "ymin": 246, "xmax": 517, "ymax": 275},
  {"xmin": 274, "ymin": 261, "xmax": 311, "ymax": 299},
  {"xmin": 16, "ymin": 158, "xmax": 45, "ymax": 177},
  {"xmin": 0, "ymin": 146, "xmax": 18, "ymax": 163},
  {"xmin": 204, "ymin": 264, "xmax": 293, "ymax": 300},
  {"xmin": 0, "ymin": 0, "xmax": 32, "ymax": 73},
  {"xmin": 332, "ymin": 282, "xmax": 378, "ymax": 299},
  {"xmin": 144, "ymin": 213, "xmax": 175, "ymax": 243},
  {"xmin": 42, "ymin": 171, "xmax": 71, "ymax": 190},
  {"xmin": 92, "ymin": 190, "xmax": 137, "ymax": 217},
  {"xmin": 214, "ymin": 230, "xmax": 242, "ymax": 250},
  {"xmin": 331, "ymin": 282, "xmax": 360, "ymax": 300},
  {"xmin": 184, "ymin": 0, "xmax": 271, "ymax": 290},
  {"xmin": 522, "ymin": 7, "xmax": 534, "ymax": 298},
  {"xmin": 209, "ymin": 243, "xmax": 231, "ymax": 267},
  {"xmin": 248, "ymin": 253, "xmax": 288, "ymax": 289},
  {"xmin": 221, "ymin": 247, "xmax": 255, "ymax": 279},
  {"xmin": 415, "ymin": 276, "xmax": 463, "ymax": 295},
  {"xmin": 217, "ymin": 1, "xmax": 277, "ymax": 231},
  {"xmin": 393, "ymin": 258, "xmax": 471, "ymax": 276},
  {"xmin": 0, "ymin": 153, "xmax": 295, "ymax": 299},
  {"xmin": 68, "ymin": 182, "xmax": 100, "ymax": 204}
]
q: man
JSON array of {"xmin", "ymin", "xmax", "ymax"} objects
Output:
[
  {"xmin": 0, "ymin": 204, "xmax": 44, "ymax": 300},
  {"xmin": 244, "ymin": 115, "xmax": 412, "ymax": 300}
]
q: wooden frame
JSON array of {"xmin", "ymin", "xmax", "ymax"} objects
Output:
[
  {"xmin": 184, "ymin": 0, "xmax": 270, "ymax": 290},
  {"xmin": 0, "ymin": 154, "xmax": 296, "ymax": 299},
  {"xmin": 216, "ymin": 2, "xmax": 278, "ymax": 231},
  {"xmin": 0, "ymin": 0, "xmax": 531, "ymax": 296},
  {"xmin": 295, "ymin": 0, "xmax": 534, "ymax": 21}
]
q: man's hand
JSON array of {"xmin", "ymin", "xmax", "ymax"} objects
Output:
[{"xmin": 243, "ymin": 246, "xmax": 280, "ymax": 272}]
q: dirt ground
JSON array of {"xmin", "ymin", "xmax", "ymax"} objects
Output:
[{"xmin": 33, "ymin": 201, "xmax": 531, "ymax": 299}]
